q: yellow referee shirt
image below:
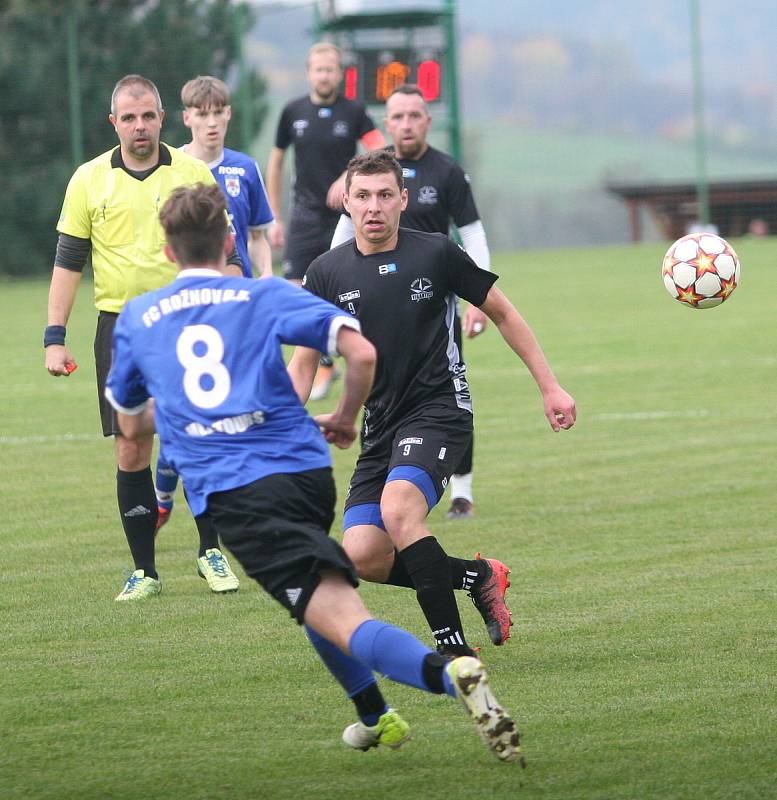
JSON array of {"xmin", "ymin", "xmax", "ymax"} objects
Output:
[{"xmin": 57, "ymin": 143, "xmax": 217, "ymax": 313}]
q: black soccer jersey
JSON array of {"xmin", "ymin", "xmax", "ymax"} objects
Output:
[
  {"xmin": 392, "ymin": 145, "xmax": 481, "ymax": 234},
  {"xmin": 275, "ymin": 95, "xmax": 377, "ymax": 212},
  {"xmin": 304, "ymin": 228, "xmax": 498, "ymax": 442}
]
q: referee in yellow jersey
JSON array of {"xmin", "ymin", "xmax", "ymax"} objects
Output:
[{"xmin": 44, "ymin": 75, "xmax": 242, "ymax": 600}]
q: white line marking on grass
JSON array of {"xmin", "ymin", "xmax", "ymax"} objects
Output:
[
  {"xmin": 591, "ymin": 410, "xmax": 710, "ymax": 421},
  {"xmin": 0, "ymin": 433, "xmax": 102, "ymax": 445}
]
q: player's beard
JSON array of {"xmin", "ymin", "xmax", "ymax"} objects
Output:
[
  {"xmin": 396, "ymin": 137, "xmax": 425, "ymax": 160},
  {"xmin": 313, "ymin": 82, "xmax": 338, "ymax": 104},
  {"xmin": 128, "ymin": 137, "xmax": 157, "ymax": 161}
]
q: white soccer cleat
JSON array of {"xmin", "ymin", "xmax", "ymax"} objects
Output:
[
  {"xmin": 446, "ymin": 656, "xmax": 524, "ymax": 765},
  {"xmin": 197, "ymin": 548, "xmax": 240, "ymax": 593}
]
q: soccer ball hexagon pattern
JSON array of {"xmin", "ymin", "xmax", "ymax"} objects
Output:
[{"xmin": 661, "ymin": 232, "xmax": 740, "ymax": 309}]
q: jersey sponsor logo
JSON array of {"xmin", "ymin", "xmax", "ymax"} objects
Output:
[
  {"xmin": 402, "ymin": 167, "xmax": 417, "ymax": 179},
  {"xmin": 418, "ymin": 185, "xmax": 438, "ymax": 205},
  {"xmin": 338, "ymin": 290, "xmax": 361, "ymax": 302},
  {"xmin": 438, "ymin": 447, "xmax": 447, "ymax": 460},
  {"xmin": 378, "ymin": 262, "xmax": 397, "ymax": 275},
  {"xmin": 219, "ymin": 165, "xmax": 246, "ymax": 176},
  {"xmin": 225, "ymin": 176, "xmax": 240, "ymax": 198},
  {"xmin": 333, "ymin": 121, "xmax": 349, "ymax": 137},
  {"xmin": 398, "ymin": 437, "xmax": 423, "ymax": 446},
  {"xmin": 318, "ymin": 108, "xmax": 332, "ymax": 118},
  {"xmin": 410, "ymin": 277, "xmax": 433, "ymax": 301},
  {"xmin": 293, "ymin": 119, "xmax": 308, "ymax": 137},
  {"xmin": 185, "ymin": 410, "xmax": 266, "ymax": 438}
]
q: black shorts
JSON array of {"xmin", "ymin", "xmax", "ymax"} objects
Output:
[
  {"xmin": 282, "ymin": 207, "xmax": 340, "ymax": 281},
  {"xmin": 345, "ymin": 404, "xmax": 473, "ymax": 512},
  {"xmin": 94, "ymin": 311, "xmax": 120, "ymax": 437},
  {"xmin": 207, "ymin": 467, "xmax": 358, "ymax": 624}
]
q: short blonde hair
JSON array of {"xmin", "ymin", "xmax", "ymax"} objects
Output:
[
  {"xmin": 180, "ymin": 75, "xmax": 231, "ymax": 109},
  {"xmin": 307, "ymin": 42, "xmax": 341, "ymax": 67}
]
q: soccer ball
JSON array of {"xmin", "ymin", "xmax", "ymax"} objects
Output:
[{"xmin": 661, "ymin": 232, "xmax": 740, "ymax": 309}]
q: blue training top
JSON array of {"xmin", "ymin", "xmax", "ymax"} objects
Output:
[
  {"xmin": 210, "ymin": 148, "xmax": 273, "ymax": 277},
  {"xmin": 105, "ymin": 272, "xmax": 359, "ymax": 516}
]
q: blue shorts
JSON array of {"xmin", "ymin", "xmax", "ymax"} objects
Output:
[{"xmin": 342, "ymin": 406, "xmax": 472, "ymax": 531}]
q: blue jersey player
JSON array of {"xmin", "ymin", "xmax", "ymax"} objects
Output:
[
  {"xmin": 181, "ymin": 75, "xmax": 273, "ymax": 278},
  {"xmin": 104, "ymin": 183, "xmax": 523, "ymax": 763},
  {"xmin": 153, "ymin": 76, "xmax": 275, "ymax": 539}
]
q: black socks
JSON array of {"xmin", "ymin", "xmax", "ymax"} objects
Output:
[
  {"xmin": 117, "ymin": 467, "xmax": 158, "ymax": 579},
  {"xmin": 193, "ymin": 512, "xmax": 220, "ymax": 557},
  {"xmin": 385, "ymin": 548, "xmax": 485, "ymax": 592},
  {"xmin": 399, "ymin": 536, "xmax": 471, "ymax": 655}
]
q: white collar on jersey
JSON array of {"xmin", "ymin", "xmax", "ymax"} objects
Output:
[
  {"xmin": 175, "ymin": 268, "xmax": 224, "ymax": 279},
  {"xmin": 179, "ymin": 143, "xmax": 225, "ymax": 170}
]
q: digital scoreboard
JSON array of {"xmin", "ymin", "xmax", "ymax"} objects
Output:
[
  {"xmin": 314, "ymin": 7, "xmax": 460, "ymax": 158},
  {"xmin": 343, "ymin": 49, "xmax": 445, "ymax": 104}
]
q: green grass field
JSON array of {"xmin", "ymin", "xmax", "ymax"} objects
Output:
[{"xmin": 2, "ymin": 240, "xmax": 775, "ymax": 799}]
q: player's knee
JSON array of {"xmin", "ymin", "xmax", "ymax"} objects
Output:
[
  {"xmin": 343, "ymin": 536, "xmax": 392, "ymax": 581},
  {"xmin": 380, "ymin": 499, "xmax": 420, "ymax": 542},
  {"xmin": 115, "ymin": 434, "xmax": 153, "ymax": 471}
]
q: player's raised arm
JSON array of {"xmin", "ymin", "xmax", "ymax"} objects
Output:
[{"xmin": 479, "ymin": 285, "xmax": 576, "ymax": 432}]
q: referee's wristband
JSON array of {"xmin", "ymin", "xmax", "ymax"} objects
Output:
[{"xmin": 44, "ymin": 325, "xmax": 67, "ymax": 348}]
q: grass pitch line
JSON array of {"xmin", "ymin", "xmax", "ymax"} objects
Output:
[
  {"xmin": 590, "ymin": 410, "xmax": 710, "ymax": 421},
  {"xmin": 0, "ymin": 432, "xmax": 101, "ymax": 445}
]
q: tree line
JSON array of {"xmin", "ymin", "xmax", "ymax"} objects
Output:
[{"xmin": 0, "ymin": 0, "xmax": 267, "ymax": 277}]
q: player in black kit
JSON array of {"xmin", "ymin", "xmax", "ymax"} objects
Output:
[
  {"xmin": 267, "ymin": 42, "xmax": 385, "ymax": 400},
  {"xmin": 289, "ymin": 151, "xmax": 576, "ymax": 659},
  {"xmin": 332, "ymin": 84, "xmax": 492, "ymax": 519}
]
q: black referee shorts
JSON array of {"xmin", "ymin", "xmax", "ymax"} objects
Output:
[
  {"xmin": 345, "ymin": 405, "xmax": 473, "ymax": 512},
  {"xmin": 207, "ymin": 467, "xmax": 358, "ymax": 623},
  {"xmin": 282, "ymin": 207, "xmax": 341, "ymax": 281},
  {"xmin": 94, "ymin": 311, "xmax": 120, "ymax": 437}
]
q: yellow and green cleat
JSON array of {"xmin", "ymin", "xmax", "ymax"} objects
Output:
[
  {"xmin": 115, "ymin": 569, "xmax": 161, "ymax": 601},
  {"xmin": 342, "ymin": 708, "xmax": 411, "ymax": 751},
  {"xmin": 197, "ymin": 548, "xmax": 240, "ymax": 594}
]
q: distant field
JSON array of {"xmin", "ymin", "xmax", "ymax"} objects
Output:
[
  {"xmin": 466, "ymin": 123, "xmax": 777, "ymax": 191},
  {"xmin": 2, "ymin": 239, "xmax": 775, "ymax": 799}
]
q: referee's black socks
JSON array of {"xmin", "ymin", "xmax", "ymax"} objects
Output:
[{"xmin": 117, "ymin": 466, "xmax": 158, "ymax": 579}]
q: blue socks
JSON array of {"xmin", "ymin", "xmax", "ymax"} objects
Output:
[
  {"xmin": 305, "ymin": 626, "xmax": 387, "ymax": 726},
  {"xmin": 154, "ymin": 453, "xmax": 179, "ymax": 510},
  {"xmin": 349, "ymin": 619, "xmax": 456, "ymax": 697}
]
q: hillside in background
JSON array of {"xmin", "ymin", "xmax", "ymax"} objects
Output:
[{"xmin": 250, "ymin": 1, "xmax": 777, "ymax": 248}]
